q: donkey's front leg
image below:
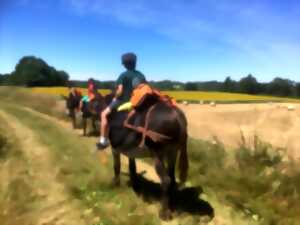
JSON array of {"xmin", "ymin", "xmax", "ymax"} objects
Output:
[
  {"xmin": 154, "ymin": 155, "xmax": 172, "ymax": 220},
  {"xmin": 112, "ymin": 150, "xmax": 121, "ymax": 186},
  {"xmin": 71, "ymin": 110, "xmax": 76, "ymax": 129},
  {"xmin": 82, "ymin": 118, "xmax": 87, "ymax": 136}
]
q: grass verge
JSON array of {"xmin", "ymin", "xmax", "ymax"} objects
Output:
[
  {"xmin": 187, "ymin": 137, "xmax": 300, "ymax": 225},
  {"xmin": 0, "ymin": 86, "xmax": 66, "ymax": 119}
]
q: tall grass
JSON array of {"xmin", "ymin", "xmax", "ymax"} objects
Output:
[
  {"xmin": 0, "ymin": 86, "xmax": 66, "ymax": 119},
  {"xmin": 187, "ymin": 136, "xmax": 300, "ymax": 225}
]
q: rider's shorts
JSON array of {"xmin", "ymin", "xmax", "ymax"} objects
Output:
[{"xmin": 108, "ymin": 99, "xmax": 122, "ymax": 111}]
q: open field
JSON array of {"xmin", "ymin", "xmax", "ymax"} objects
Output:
[
  {"xmin": 1, "ymin": 86, "xmax": 300, "ymax": 225},
  {"xmin": 182, "ymin": 103, "xmax": 300, "ymax": 160},
  {"xmin": 30, "ymin": 87, "xmax": 300, "ymax": 103}
]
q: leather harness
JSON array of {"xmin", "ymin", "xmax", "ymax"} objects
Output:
[{"xmin": 123, "ymin": 101, "xmax": 175, "ymax": 147}]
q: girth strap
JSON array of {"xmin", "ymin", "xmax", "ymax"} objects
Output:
[{"xmin": 123, "ymin": 103, "xmax": 172, "ymax": 147}]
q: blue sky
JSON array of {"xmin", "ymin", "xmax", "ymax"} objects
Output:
[{"xmin": 1, "ymin": 0, "xmax": 300, "ymax": 82}]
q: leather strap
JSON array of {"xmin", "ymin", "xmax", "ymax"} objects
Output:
[{"xmin": 123, "ymin": 103, "xmax": 172, "ymax": 147}]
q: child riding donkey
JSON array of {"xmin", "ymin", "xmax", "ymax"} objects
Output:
[
  {"xmin": 97, "ymin": 52, "xmax": 146, "ymax": 149},
  {"xmin": 97, "ymin": 52, "xmax": 176, "ymax": 150}
]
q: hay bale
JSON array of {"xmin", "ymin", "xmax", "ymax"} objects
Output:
[
  {"xmin": 210, "ymin": 101, "xmax": 216, "ymax": 107},
  {"xmin": 287, "ymin": 105, "xmax": 295, "ymax": 111},
  {"xmin": 199, "ymin": 100, "xmax": 204, "ymax": 105},
  {"xmin": 182, "ymin": 101, "xmax": 189, "ymax": 106}
]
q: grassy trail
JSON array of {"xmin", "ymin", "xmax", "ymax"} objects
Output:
[
  {"xmin": 0, "ymin": 109, "xmax": 86, "ymax": 225},
  {"xmin": 0, "ymin": 101, "xmax": 259, "ymax": 225},
  {"xmin": 1, "ymin": 87, "xmax": 300, "ymax": 224},
  {"xmin": 0, "ymin": 103, "xmax": 164, "ymax": 225}
]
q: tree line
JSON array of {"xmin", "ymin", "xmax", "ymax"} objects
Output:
[
  {"xmin": 1, "ymin": 56, "xmax": 300, "ymax": 98},
  {"xmin": 68, "ymin": 75, "xmax": 300, "ymax": 98}
]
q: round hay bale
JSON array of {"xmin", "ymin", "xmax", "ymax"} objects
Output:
[
  {"xmin": 199, "ymin": 100, "xmax": 204, "ymax": 105},
  {"xmin": 210, "ymin": 101, "xmax": 216, "ymax": 107},
  {"xmin": 287, "ymin": 105, "xmax": 295, "ymax": 111},
  {"xmin": 182, "ymin": 101, "xmax": 189, "ymax": 106}
]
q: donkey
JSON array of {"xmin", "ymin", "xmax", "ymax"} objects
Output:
[
  {"xmin": 81, "ymin": 92, "xmax": 106, "ymax": 136},
  {"xmin": 64, "ymin": 92, "xmax": 81, "ymax": 129},
  {"xmin": 98, "ymin": 97, "xmax": 189, "ymax": 220}
]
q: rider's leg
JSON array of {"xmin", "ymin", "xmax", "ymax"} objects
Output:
[
  {"xmin": 98, "ymin": 107, "xmax": 111, "ymax": 148},
  {"xmin": 97, "ymin": 99, "xmax": 122, "ymax": 150},
  {"xmin": 79, "ymin": 100, "xmax": 83, "ymax": 111}
]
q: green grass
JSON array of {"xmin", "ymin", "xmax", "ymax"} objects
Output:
[{"xmin": 187, "ymin": 137, "xmax": 300, "ymax": 225}]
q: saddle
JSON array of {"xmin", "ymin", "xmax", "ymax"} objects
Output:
[{"xmin": 122, "ymin": 90, "xmax": 177, "ymax": 147}]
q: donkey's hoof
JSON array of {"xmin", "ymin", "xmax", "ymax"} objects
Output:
[
  {"xmin": 159, "ymin": 209, "xmax": 172, "ymax": 221},
  {"xmin": 111, "ymin": 178, "xmax": 120, "ymax": 187}
]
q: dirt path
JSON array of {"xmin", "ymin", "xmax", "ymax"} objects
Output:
[{"xmin": 0, "ymin": 110, "xmax": 86, "ymax": 225}]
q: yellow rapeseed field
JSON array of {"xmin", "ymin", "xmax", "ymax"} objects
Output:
[
  {"xmin": 31, "ymin": 87, "xmax": 111, "ymax": 96},
  {"xmin": 30, "ymin": 87, "xmax": 300, "ymax": 102}
]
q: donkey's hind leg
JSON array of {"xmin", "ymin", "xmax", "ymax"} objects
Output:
[
  {"xmin": 154, "ymin": 154, "xmax": 172, "ymax": 220},
  {"xmin": 91, "ymin": 117, "xmax": 98, "ymax": 135},
  {"xmin": 112, "ymin": 150, "xmax": 121, "ymax": 186},
  {"xmin": 167, "ymin": 148, "xmax": 178, "ymax": 187}
]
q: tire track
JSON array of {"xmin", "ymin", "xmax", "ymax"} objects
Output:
[{"xmin": 0, "ymin": 109, "xmax": 86, "ymax": 225}]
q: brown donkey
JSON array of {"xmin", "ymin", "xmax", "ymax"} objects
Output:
[{"xmin": 101, "ymin": 100, "xmax": 188, "ymax": 220}]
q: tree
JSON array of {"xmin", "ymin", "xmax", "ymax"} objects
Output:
[
  {"xmin": 296, "ymin": 83, "xmax": 300, "ymax": 97},
  {"xmin": 9, "ymin": 56, "xmax": 69, "ymax": 86},
  {"xmin": 0, "ymin": 73, "xmax": 10, "ymax": 85},
  {"xmin": 185, "ymin": 82, "xmax": 198, "ymax": 91},
  {"xmin": 267, "ymin": 77, "xmax": 294, "ymax": 97},
  {"xmin": 150, "ymin": 80, "xmax": 176, "ymax": 90},
  {"xmin": 238, "ymin": 74, "xmax": 260, "ymax": 94},
  {"xmin": 222, "ymin": 76, "xmax": 237, "ymax": 92}
]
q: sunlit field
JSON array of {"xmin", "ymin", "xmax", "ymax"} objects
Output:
[
  {"xmin": 31, "ymin": 87, "xmax": 300, "ymax": 103},
  {"xmin": 1, "ymin": 86, "xmax": 300, "ymax": 225}
]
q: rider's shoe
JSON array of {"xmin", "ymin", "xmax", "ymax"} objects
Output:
[{"xmin": 96, "ymin": 141, "xmax": 109, "ymax": 150}]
